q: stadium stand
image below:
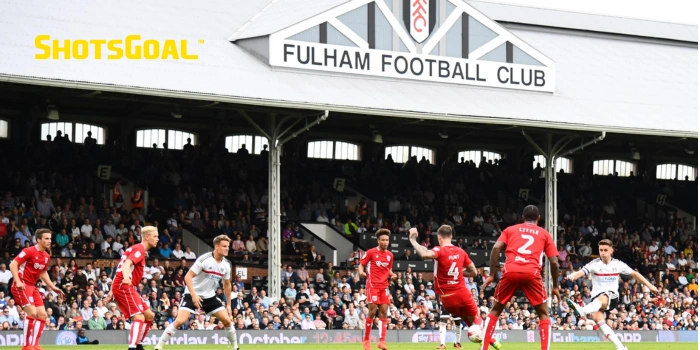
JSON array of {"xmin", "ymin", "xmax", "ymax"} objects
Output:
[{"xmin": 0, "ymin": 135, "xmax": 696, "ymax": 334}]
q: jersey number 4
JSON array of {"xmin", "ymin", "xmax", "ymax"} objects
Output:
[
  {"xmin": 448, "ymin": 262, "xmax": 460, "ymax": 280},
  {"xmin": 517, "ymin": 234, "xmax": 535, "ymax": 254}
]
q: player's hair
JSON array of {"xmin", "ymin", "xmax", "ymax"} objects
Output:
[
  {"xmin": 598, "ymin": 239, "xmax": 613, "ymax": 248},
  {"xmin": 437, "ymin": 225, "xmax": 453, "ymax": 238},
  {"xmin": 35, "ymin": 228, "xmax": 52, "ymax": 239},
  {"xmin": 141, "ymin": 226, "xmax": 158, "ymax": 236},
  {"xmin": 376, "ymin": 228, "xmax": 390, "ymax": 239},
  {"xmin": 213, "ymin": 234, "xmax": 231, "ymax": 246},
  {"xmin": 522, "ymin": 205, "xmax": 540, "ymax": 222}
]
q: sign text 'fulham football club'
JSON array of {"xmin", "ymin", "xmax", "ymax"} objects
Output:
[{"xmin": 266, "ymin": 0, "xmax": 555, "ymax": 93}]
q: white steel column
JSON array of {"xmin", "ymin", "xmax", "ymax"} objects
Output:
[
  {"xmin": 268, "ymin": 138, "xmax": 282, "ymax": 300},
  {"xmin": 241, "ymin": 110, "xmax": 329, "ymax": 301},
  {"xmin": 522, "ymin": 130, "xmax": 605, "ymax": 308}
]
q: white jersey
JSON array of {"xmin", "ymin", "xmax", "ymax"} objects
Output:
[
  {"xmin": 582, "ymin": 258, "xmax": 633, "ymax": 296},
  {"xmin": 185, "ymin": 252, "xmax": 231, "ymax": 299}
]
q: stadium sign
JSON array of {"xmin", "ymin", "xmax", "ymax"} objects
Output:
[{"xmin": 268, "ymin": 0, "xmax": 555, "ymax": 92}]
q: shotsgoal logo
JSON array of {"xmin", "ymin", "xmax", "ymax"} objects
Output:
[{"xmin": 35, "ymin": 35, "xmax": 202, "ymax": 60}]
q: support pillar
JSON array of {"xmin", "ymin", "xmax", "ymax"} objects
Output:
[
  {"xmin": 522, "ymin": 130, "xmax": 605, "ymax": 308},
  {"xmin": 268, "ymin": 140, "xmax": 282, "ymax": 300},
  {"xmin": 241, "ymin": 110, "xmax": 329, "ymax": 301}
]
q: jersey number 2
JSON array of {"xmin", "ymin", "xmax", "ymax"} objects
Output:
[{"xmin": 517, "ymin": 234, "xmax": 535, "ymax": 254}]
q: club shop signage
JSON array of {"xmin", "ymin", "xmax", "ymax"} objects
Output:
[{"xmin": 267, "ymin": 0, "xmax": 555, "ymax": 92}]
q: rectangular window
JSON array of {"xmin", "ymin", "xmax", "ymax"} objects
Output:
[
  {"xmin": 308, "ymin": 141, "xmax": 334, "ymax": 159},
  {"xmin": 677, "ymin": 165, "xmax": 697, "ymax": 181},
  {"xmin": 0, "ymin": 120, "xmax": 8, "ymax": 138},
  {"xmin": 136, "ymin": 129, "xmax": 166, "ymax": 148},
  {"xmin": 74, "ymin": 123, "xmax": 105, "ymax": 145},
  {"xmin": 385, "ymin": 145, "xmax": 410, "ymax": 163},
  {"xmin": 410, "ymin": 146, "xmax": 434, "ymax": 164}
]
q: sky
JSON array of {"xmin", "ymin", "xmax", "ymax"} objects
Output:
[{"xmin": 476, "ymin": 0, "xmax": 699, "ymax": 25}]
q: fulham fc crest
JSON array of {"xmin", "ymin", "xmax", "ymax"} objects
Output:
[{"xmin": 404, "ymin": 0, "xmax": 437, "ymax": 43}]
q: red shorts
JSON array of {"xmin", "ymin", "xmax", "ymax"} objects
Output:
[
  {"xmin": 365, "ymin": 283, "xmax": 390, "ymax": 305},
  {"xmin": 441, "ymin": 291, "xmax": 478, "ymax": 320},
  {"xmin": 494, "ymin": 272, "xmax": 547, "ymax": 306},
  {"xmin": 113, "ymin": 284, "xmax": 148, "ymax": 318},
  {"xmin": 11, "ymin": 284, "xmax": 43, "ymax": 308}
]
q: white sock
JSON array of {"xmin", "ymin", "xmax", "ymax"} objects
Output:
[
  {"xmin": 439, "ymin": 323, "xmax": 446, "ymax": 345},
  {"xmin": 579, "ymin": 299, "xmax": 602, "ymax": 315},
  {"xmin": 23, "ymin": 318, "xmax": 29, "ymax": 346},
  {"xmin": 598, "ymin": 322, "xmax": 624, "ymax": 349},
  {"xmin": 453, "ymin": 318, "xmax": 462, "ymax": 343},
  {"xmin": 159, "ymin": 324, "xmax": 178, "ymax": 344},
  {"xmin": 226, "ymin": 326, "xmax": 238, "ymax": 348}
]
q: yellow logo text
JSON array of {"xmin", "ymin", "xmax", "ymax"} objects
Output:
[{"xmin": 35, "ymin": 35, "xmax": 201, "ymax": 60}]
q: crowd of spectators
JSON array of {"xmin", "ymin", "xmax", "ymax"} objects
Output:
[{"xmin": 0, "ymin": 136, "xmax": 697, "ymax": 335}]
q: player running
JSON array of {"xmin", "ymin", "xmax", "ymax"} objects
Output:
[
  {"xmin": 480, "ymin": 205, "xmax": 559, "ymax": 350},
  {"xmin": 105, "ymin": 226, "xmax": 159, "ymax": 350},
  {"xmin": 155, "ymin": 235, "xmax": 239, "ymax": 350},
  {"xmin": 409, "ymin": 226, "xmax": 502, "ymax": 350},
  {"xmin": 565, "ymin": 239, "xmax": 658, "ymax": 350},
  {"xmin": 358, "ymin": 229, "xmax": 396, "ymax": 350},
  {"xmin": 10, "ymin": 228, "xmax": 64, "ymax": 350}
]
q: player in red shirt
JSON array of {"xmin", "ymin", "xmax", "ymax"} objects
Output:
[
  {"xmin": 409, "ymin": 226, "xmax": 501, "ymax": 350},
  {"xmin": 10, "ymin": 228, "xmax": 64, "ymax": 350},
  {"xmin": 105, "ymin": 226, "xmax": 159, "ymax": 350},
  {"xmin": 358, "ymin": 229, "xmax": 396, "ymax": 350},
  {"xmin": 480, "ymin": 205, "xmax": 560, "ymax": 350}
]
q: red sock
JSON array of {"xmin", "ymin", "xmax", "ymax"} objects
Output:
[
  {"xmin": 379, "ymin": 318, "xmax": 388, "ymax": 342},
  {"xmin": 24, "ymin": 317, "xmax": 35, "ymax": 347},
  {"xmin": 141, "ymin": 320, "xmax": 153, "ymax": 343},
  {"xmin": 364, "ymin": 318, "xmax": 373, "ymax": 341},
  {"xmin": 129, "ymin": 319, "xmax": 144, "ymax": 348},
  {"xmin": 539, "ymin": 318, "xmax": 551, "ymax": 350},
  {"xmin": 34, "ymin": 319, "xmax": 46, "ymax": 346},
  {"xmin": 480, "ymin": 314, "xmax": 497, "ymax": 350}
]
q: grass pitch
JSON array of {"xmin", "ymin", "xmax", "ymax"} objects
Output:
[{"xmin": 5, "ymin": 343, "xmax": 697, "ymax": 350}]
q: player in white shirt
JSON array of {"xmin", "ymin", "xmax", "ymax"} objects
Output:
[
  {"xmin": 155, "ymin": 235, "xmax": 239, "ymax": 350},
  {"xmin": 565, "ymin": 239, "xmax": 657, "ymax": 350}
]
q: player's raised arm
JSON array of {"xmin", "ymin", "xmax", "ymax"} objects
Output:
[
  {"xmin": 565, "ymin": 269, "xmax": 586, "ymax": 281},
  {"xmin": 409, "ymin": 228, "xmax": 435, "ymax": 260},
  {"xmin": 628, "ymin": 269, "xmax": 658, "ymax": 293}
]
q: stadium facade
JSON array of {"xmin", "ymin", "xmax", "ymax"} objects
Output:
[{"xmin": 0, "ymin": 0, "xmax": 697, "ymax": 300}]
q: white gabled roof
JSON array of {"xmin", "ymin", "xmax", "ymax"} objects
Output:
[
  {"xmin": 0, "ymin": 0, "xmax": 696, "ymax": 137},
  {"xmin": 468, "ymin": 1, "xmax": 698, "ymax": 43}
]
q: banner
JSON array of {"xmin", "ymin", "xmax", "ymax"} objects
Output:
[{"xmin": 0, "ymin": 329, "xmax": 695, "ymax": 346}]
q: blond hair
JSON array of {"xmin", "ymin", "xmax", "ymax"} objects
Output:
[
  {"xmin": 141, "ymin": 226, "xmax": 158, "ymax": 236},
  {"xmin": 213, "ymin": 234, "xmax": 231, "ymax": 246}
]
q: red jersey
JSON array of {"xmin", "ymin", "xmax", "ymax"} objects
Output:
[
  {"xmin": 498, "ymin": 222, "xmax": 558, "ymax": 275},
  {"xmin": 432, "ymin": 245, "xmax": 472, "ymax": 295},
  {"xmin": 360, "ymin": 247, "xmax": 394, "ymax": 289},
  {"xmin": 113, "ymin": 243, "xmax": 147, "ymax": 286},
  {"xmin": 14, "ymin": 246, "xmax": 50, "ymax": 284}
]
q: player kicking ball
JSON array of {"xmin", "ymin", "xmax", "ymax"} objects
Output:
[
  {"xmin": 480, "ymin": 206, "xmax": 559, "ymax": 350},
  {"xmin": 409, "ymin": 226, "xmax": 501, "ymax": 350},
  {"xmin": 105, "ymin": 226, "xmax": 159, "ymax": 350},
  {"xmin": 358, "ymin": 229, "xmax": 396, "ymax": 350},
  {"xmin": 10, "ymin": 229, "xmax": 65, "ymax": 350},
  {"xmin": 155, "ymin": 235, "xmax": 239, "ymax": 350},
  {"xmin": 565, "ymin": 239, "xmax": 658, "ymax": 350}
]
